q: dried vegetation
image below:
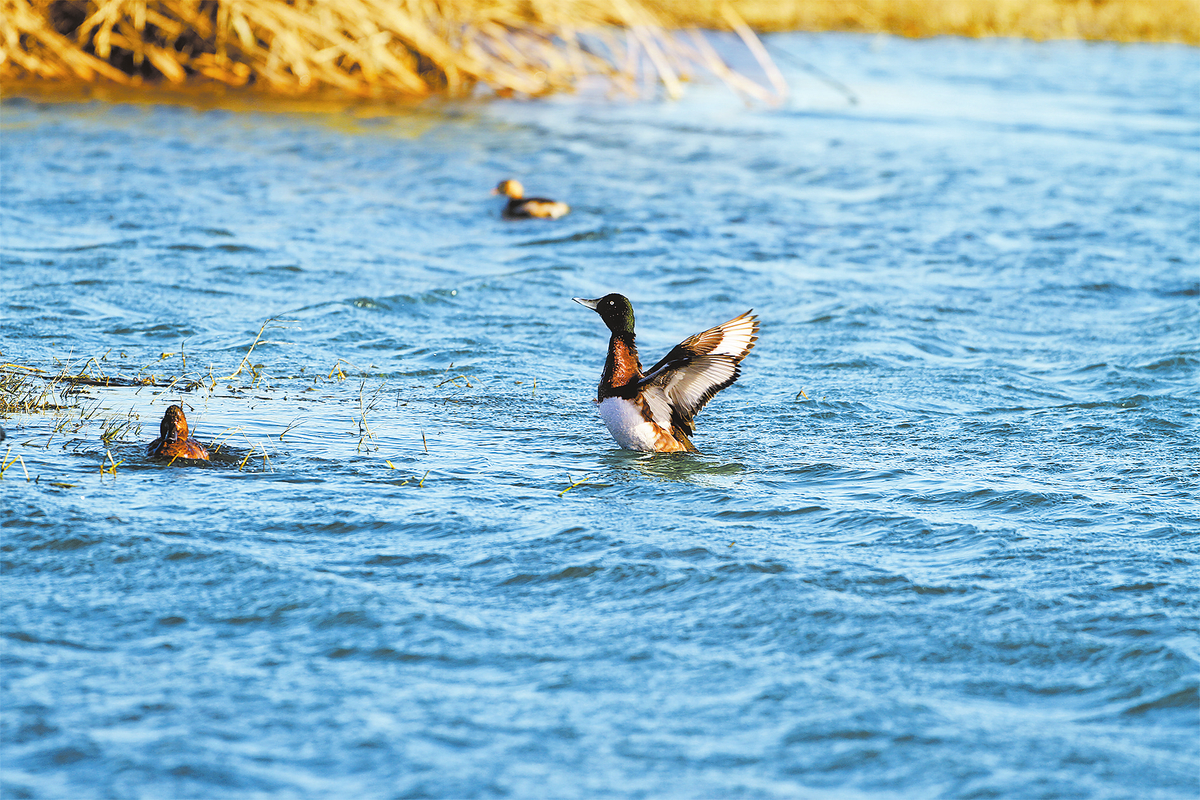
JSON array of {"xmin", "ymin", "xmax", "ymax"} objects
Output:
[
  {"xmin": 0, "ymin": 358, "xmax": 154, "ymax": 415},
  {"xmin": 6, "ymin": 1, "xmax": 1187, "ymax": 103},
  {"xmin": 0, "ymin": 325, "xmax": 299, "ymax": 477},
  {"xmin": 0, "ymin": 0, "xmax": 784, "ymax": 100}
]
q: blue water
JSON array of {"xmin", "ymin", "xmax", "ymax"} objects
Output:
[{"xmin": 2, "ymin": 33, "xmax": 1198, "ymax": 800}]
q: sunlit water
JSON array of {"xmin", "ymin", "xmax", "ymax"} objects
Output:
[{"xmin": 2, "ymin": 33, "xmax": 1198, "ymax": 800}]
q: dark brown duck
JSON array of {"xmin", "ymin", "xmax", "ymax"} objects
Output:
[{"xmin": 148, "ymin": 404, "xmax": 210, "ymax": 462}]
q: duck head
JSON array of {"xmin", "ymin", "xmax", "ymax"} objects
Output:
[
  {"xmin": 574, "ymin": 293, "xmax": 635, "ymax": 336},
  {"xmin": 160, "ymin": 404, "xmax": 189, "ymax": 442},
  {"xmin": 492, "ymin": 179, "xmax": 524, "ymax": 199}
]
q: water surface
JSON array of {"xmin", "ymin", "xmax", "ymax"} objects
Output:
[{"xmin": 2, "ymin": 33, "xmax": 1198, "ymax": 800}]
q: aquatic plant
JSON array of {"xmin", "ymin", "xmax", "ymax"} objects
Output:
[
  {"xmin": 0, "ymin": 358, "xmax": 157, "ymax": 415},
  {"xmin": 0, "ymin": 445, "xmax": 31, "ymax": 480},
  {"xmin": 0, "ymin": 333, "xmax": 285, "ymax": 468},
  {"xmin": 0, "ymin": 364, "xmax": 66, "ymax": 414},
  {"xmin": 354, "ymin": 377, "xmax": 390, "ymax": 452},
  {"xmin": 99, "ymin": 408, "xmax": 142, "ymax": 444}
]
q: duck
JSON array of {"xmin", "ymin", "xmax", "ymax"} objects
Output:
[
  {"xmin": 493, "ymin": 179, "xmax": 570, "ymax": 219},
  {"xmin": 147, "ymin": 404, "xmax": 210, "ymax": 462},
  {"xmin": 574, "ymin": 294, "xmax": 759, "ymax": 452}
]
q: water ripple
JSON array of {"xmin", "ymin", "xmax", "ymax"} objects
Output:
[{"xmin": 2, "ymin": 33, "xmax": 1197, "ymax": 800}]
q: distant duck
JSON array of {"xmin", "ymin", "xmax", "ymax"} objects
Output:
[
  {"xmin": 148, "ymin": 404, "xmax": 210, "ymax": 462},
  {"xmin": 493, "ymin": 179, "xmax": 570, "ymax": 219},
  {"xmin": 574, "ymin": 294, "xmax": 758, "ymax": 452}
]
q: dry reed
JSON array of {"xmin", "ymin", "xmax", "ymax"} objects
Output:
[
  {"xmin": 2, "ymin": 1, "xmax": 1194, "ymax": 102},
  {"xmin": 0, "ymin": 0, "xmax": 790, "ymax": 99}
]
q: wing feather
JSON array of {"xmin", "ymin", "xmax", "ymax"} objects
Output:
[
  {"xmin": 642, "ymin": 311, "xmax": 758, "ymax": 380},
  {"xmin": 633, "ymin": 311, "xmax": 759, "ymax": 439},
  {"xmin": 642, "ymin": 386, "xmax": 675, "ymax": 431},
  {"xmin": 658, "ymin": 355, "xmax": 743, "ymax": 432}
]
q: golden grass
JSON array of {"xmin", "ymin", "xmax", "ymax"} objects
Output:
[
  {"xmin": 0, "ymin": 359, "xmax": 157, "ymax": 414},
  {"xmin": 2, "ymin": 1, "xmax": 1191, "ymax": 102},
  {"xmin": 1, "ymin": 445, "xmax": 31, "ymax": 480},
  {"xmin": 0, "ymin": 364, "xmax": 69, "ymax": 414},
  {"xmin": 0, "ymin": 0, "xmax": 788, "ymax": 99}
]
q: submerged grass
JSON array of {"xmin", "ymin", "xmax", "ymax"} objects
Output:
[
  {"xmin": 0, "ymin": 321, "xmax": 404, "ymax": 480},
  {"xmin": 354, "ymin": 377, "xmax": 390, "ymax": 452},
  {"xmin": 0, "ymin": 358, "xmax": 157, "ymax": 415},
  {"xmin": 0, "ymin": 317, "xmax": 313, "ymax": 467},
  {"xmin": 1, "ymin": 446, "xmax": 32, "ymax": 481}
]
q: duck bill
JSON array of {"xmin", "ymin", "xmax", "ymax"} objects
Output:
[{"xmin": 573, "ymin": 297, "xmax": 600, "ymax": 310}]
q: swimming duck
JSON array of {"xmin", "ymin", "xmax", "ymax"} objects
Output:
[
  {"xmin": 148, "ymin": 404, "xmax": 210, "ymax": 461},
  {"xmin": 493, "ymin": 179, "xmax": 570, "ymax": 219},
  {"xmin": 574, "ymin": 294, "xmax": 758, "ymax": 452}
]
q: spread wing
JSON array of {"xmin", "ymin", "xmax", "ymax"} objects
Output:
[{"xmin": 638, "ymin": 311, "xmax": 759, "ymax": 434}]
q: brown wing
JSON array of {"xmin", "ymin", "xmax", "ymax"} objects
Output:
[
  {"xmin": 639, "ymin": 311, "xmax": 759, "ymax": 434},
  {"xmin": 642, "ymin": 311, "xmax": 758, "ymax": 378}
]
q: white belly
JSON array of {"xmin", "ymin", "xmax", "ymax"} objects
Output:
[{"xmin": 597, "ymin": 397, "xmax": 661, "ymax": 452}]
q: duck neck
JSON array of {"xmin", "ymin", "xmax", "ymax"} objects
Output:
[{"xmin": 600, "ymin": 333, "xmax": 642, "ymax": 398}]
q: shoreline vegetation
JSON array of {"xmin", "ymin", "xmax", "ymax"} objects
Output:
[{"xmin": 0, "ymin": 1, "xmax": 1197, "ymax": 103}]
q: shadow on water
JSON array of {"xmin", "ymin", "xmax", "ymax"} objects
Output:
[
  {"xmin": 70, "ymin": 440, "xmax": 268, "ymax": 473},
  {"xmin": 598, "ymin": 449, "xmax": 748, "ymax": 482}
]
